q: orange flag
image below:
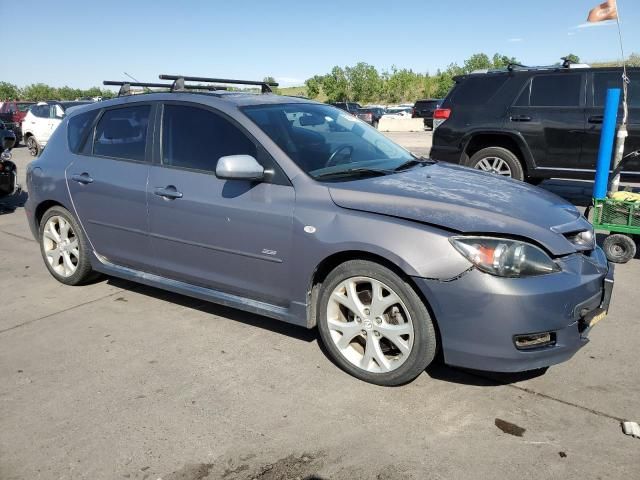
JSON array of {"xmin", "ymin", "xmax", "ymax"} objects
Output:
[{"xmin": 587, "ymin": 0, "xmax": 618, "ymax": 22}]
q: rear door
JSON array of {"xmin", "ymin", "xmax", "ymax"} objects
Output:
[
  {"xmin": 582, "ymin": 69, "xmax": 640, "ymax": 175},
  {"xmin": 66, "ymin": 103, "xmax": 155, "ymax": 270},
  {"xmin": 28, "ymin": 105, "xmax": 51, "ymax": 143},
  {"xmin": 507, "ymin": 72, "xmax": 585, "ymax": 170},
  {"xmin": 147, "ymin": 102, "xmax": 295, "ymax": 305}
]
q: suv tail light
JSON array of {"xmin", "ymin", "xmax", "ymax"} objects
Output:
[{"xmin": 433, "ymin": 108, "xmax": 451, "ymax": 120}]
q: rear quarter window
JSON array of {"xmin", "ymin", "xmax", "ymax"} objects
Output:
[
  {"xmin": 449, "ymin": 76, "xmax": 509, "ymax": 106},
  {"xmin": 68, "ymin": 110, "xmax": 100, "ymax": 154}
]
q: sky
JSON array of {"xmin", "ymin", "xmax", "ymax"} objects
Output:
[{"xmin": 3, "ymin": 0, "xmax": 639, "ymax": 90}]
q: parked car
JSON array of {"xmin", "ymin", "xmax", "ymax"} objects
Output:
[
  {"xmin": 330, "ymin": 102, "xmax": 362, "ymax": 115},
  {"xmin": 383, "ymin": 107, "xmax": 413, "ymax": 118},
  {"xmin": 25, "ymin": 76, "xmax": 613, "ymax": 386},
  {"xmin": 412, "ymin": 98, "xmax": 443, "ymax": 129},
  {"xmin": 0, "ymin": 120, "xmax": 18, "ymax": 198},
  {"xmin": 0, "ymin": 101, "xmax": 35, "ymax": 145},
  {"xmin": 431, "ymin": 65, "xmax": 640, "ymax": 182},
  {"xmin": 22, "ymin": 101, "xmax": 91, "ymax": 156},
  {"xmin": 357, "ymin": 107, "xmax": 384, "ymax": 128}
]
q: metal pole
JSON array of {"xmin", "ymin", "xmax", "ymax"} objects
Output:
[{"xmin": 609, "ymin": 6, "xmax": 628, "ymax": 193}]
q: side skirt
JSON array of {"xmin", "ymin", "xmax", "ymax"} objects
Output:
[{"xmin": 92, "ymin": 254, "xmax": 309, "ymax": 328}]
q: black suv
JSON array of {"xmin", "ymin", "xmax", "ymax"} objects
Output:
[
  {"xmin": 431, "ymin": 66, "xmax": 640, "ymax": 182},
  {"xmin": 412, "ymin": 98, "xmax": 442, "ymax": 129}
]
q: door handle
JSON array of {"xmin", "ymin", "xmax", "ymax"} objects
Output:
[
  {"xmin": 510, "ymin": 115, "xmax": 532, "ymax": 122},
  {"xmin": 588, "ymin": 115, "xmax": 604, "ymax": 124},
  {"xmin": 154, "ymin": 186, "xmax": 183, "ymax": 200},
  {"xmin": 70, "ymin": 173, "xmax": 94, "ymax": 184}
]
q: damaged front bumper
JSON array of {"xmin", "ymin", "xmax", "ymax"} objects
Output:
[{"xmin": 414, "ymin": 246, "xmax": 613, "ymax": 372}]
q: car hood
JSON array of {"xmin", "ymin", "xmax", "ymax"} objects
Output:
[{"xmin": 327, "ymin": 162, "xmax": 591, "ymax": 256}]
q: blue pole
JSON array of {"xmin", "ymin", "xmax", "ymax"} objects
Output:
[{"xmin": 593, "ymin": 88, "xmax": 620, "ymax": 199}]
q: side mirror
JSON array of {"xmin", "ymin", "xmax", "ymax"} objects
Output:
[{"xmin": 215, "ymin": 155, "xmax": 264, "ymax": 181}]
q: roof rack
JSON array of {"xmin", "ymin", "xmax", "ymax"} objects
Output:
[
  {"xmin": 159, "ymin": 74, "xmax": 278, "ymax": 93},
  {"xmin": 103, "ymin": 80, "xmax": 228, "ymax": 97}
]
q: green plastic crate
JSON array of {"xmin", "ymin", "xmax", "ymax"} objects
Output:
[{"xmin": 592, "ymin": 197, "xmax": 640, "ymax": 234}]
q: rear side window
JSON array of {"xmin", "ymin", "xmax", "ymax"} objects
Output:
[
  {"xmin": 593, "ymin": 71, "xmax": 640, "ymax": 107},
  {"xmin": 68, "ymin": 110, "xmax": 99, "ymax": 154},
  {"xmin": 32, "ymin": 105, "xmax": 50, "ymax": 118},
  {"xmin": 450, "ymin": 76, "xmax": 508, "ymax": 106},
  {"xmin": 93, "ymin": 105, "xmax": 150, "ymax": 161},
  {"xmin": 529, "ymin": 74, "xmax": 582, "ymax": 107},
  {"xmin": 161, "ymin": 104, "xmax": 257, "ymax": 172}
]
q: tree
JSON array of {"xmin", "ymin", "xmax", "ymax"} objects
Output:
[
  {"xmin": 0, "ymin": 82, "xmax": 20, "ymax": 100},
  {"xmin": 321, "ymin": 67, "xmax": 350, "ymax": 103},
  {"xmin": 22, "ymin": 83, "xmax": 57, "ymax": 101},
  {"xmin": 564, "ymin": 53, "xmax": 581, "ymax": 64},
  {"xmin": 463, "ymin": 53, "xmax": 492, "ymax": 73},
  {"xmin": 305, "ymin": 75, "xmax": 323, "ymax": 99},
  {"xmin": 345, "ymin": 62, "xmax": 382, "ymax": 103},
  {"xmin": 263, "ymin": 76, "xmax": 281, "ymax": 94}
]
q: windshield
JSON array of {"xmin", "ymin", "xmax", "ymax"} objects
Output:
[{"xmin": 243, "ymin": 103, "xmax": 415, "ymax": 180}]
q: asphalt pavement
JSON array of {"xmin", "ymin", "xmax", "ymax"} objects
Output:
[{"xmin": 1, "ymin": 138, "xmax": 639, "ymax": 480}]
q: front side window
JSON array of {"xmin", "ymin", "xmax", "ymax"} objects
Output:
[
  {"xmin": 162, "ymin": 104, "xmax": 257, "ymax": 172},
  {"xmin": 530, "ymin": 74, "xmax": 582, "ymax": 107},
  {"xmin": 243, "ymin": 103, "xmax": 415, "ymax": 180},
  {"xmin": 93, "ymin": 105, "xmax": 150, "ymax": 161}
]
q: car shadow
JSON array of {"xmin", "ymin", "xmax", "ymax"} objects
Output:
[
  {"xmin": 104, "ymin": 277, "xmax": 317, "ymax": 343},
  {"xmin": 0, "ymin": 190, "xmax": 28, "ymax": 214},
  {"xmin": 425, "ymin": 362, "xmax": 548, "ymax": 387}
]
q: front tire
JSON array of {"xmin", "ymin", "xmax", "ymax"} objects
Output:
[
  {"xmin": 39, "ymin": 206, "xmax": 97, "ymax": 285},
  {"xmin": 317, "ymin": 260, "xmax": 437, "ymax": 386},
  {"xmin": 468, "ymin": 146, "xmax": 524, "ymax": 181},
  {"xmin": 602, "ymin": 234, "xmax": 636, "ymax": 264}
]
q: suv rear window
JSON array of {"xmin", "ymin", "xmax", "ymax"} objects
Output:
[
  {"xmin": 528, "ymin": 74, "xmax": 582, "ymax": 107},
  {"xmin": 68, "ymin": 110, "xmax": 99, "ymax": 154},
  {"xmin": 593, "ymin": 71, "xmax": 640, "ymax": 107},
  {"xmin": 93, "ymin": 105, "xmax": 150, "ymax": 161},
  {"xmin": 450, "ymin": 76, "xmax": 508, "ymax": 106}
]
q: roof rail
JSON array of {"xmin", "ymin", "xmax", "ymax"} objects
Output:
[
  {"xmin": 103, "ymin": 80, "xmax": 228, "ymax": 97},
  {"xmin": 159, "ymin": 74, "xmax": 278, "ymax": 93}
]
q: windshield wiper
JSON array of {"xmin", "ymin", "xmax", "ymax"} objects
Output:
[
  {"xmin": 314, "ymin": 167, "xmax": 391, "ymax": 180},
  {"xmin": 393, "ymin": 155, "xmax": 437, "ymax": 172}
]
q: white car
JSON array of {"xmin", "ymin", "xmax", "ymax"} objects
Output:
[
  {"xmin": 382, "ymin": 107, "xmax": 413, "ymax": 119},
  {"xmin": 22, "ymin": 101, "xmax": 90, "ymax": 156}
]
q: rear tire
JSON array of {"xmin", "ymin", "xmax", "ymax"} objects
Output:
[
  {"xmin": 317, "ymin": 260, "xmax": 437, "ymax": 386},
  {"xmin": 39, "ymin": 206, "xmax": 98, "ymax": 285},
  {"xmin": 468, "ymin": 147, "xmax": 524, "ymax": 181},
  {"xmin": 602, "ymin": 234, "xmax": 636, "ymax": 264},
  {"xmin": 26, "ymin": 136, "xmax": 40, "ymax": 157}
]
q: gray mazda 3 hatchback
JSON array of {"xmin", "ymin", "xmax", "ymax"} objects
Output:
[{"xmin": 25, "ymin": 76, "xmax": 614, "ymax": 385}]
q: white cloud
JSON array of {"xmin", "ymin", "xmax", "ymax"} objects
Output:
[{"xmin": 508, "ymin": 37, "xmax": 523, "ymax": 43}]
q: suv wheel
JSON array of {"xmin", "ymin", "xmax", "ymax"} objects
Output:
[
  {"xmin": 39, "ymin": 206, "xmax": 98, "ymax": 285},
  {"xmin": 468, "ymin": 147, "xmax": 524, "ymax": 181},
  {"xmin": 26, "ymin": 136, "xmax": 40, "ymax": 157},
  {"xmin": 602, "ymin": 234, "xmax": 636, "ymax": 264},
  {"xmin": 317, "ymin": 260, "xmax": 437, "ymax": 386}
]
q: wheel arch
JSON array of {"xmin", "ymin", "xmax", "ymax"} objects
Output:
[
  {"xmin": 461, "ymin": 131, "xmax": 535, "ymax": 172},
  {"xmin": 306, "ymin": 250, "xmax": 442, "ymax": 348},
  {"xmin": 34, "ymin": 200, "xmax": 70, "ymax": 229}
]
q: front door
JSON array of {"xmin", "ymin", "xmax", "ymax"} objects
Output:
[
  {"xmin": 508, "ymin": 73, "xmax": 585, "ymax": 170},
  {"xmin": 147, "ymin": 103, "xmax": 295, "ymax": 306},
  {"xmin": 67, "ymin": 103, "xmax": 155, "ymax": 270},
  {"xmin": 581, "ymin": 69, "xmax": 640, "ymax": 175}
]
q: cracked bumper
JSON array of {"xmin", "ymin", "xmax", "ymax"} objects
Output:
[{"xmin": 413, "ymin": 247, "xmax": 612, "ymax": 372}]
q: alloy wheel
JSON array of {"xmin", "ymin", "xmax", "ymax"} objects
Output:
[
  {"xmin": 475, "ymin": 156, "xmax": 512, "ymax": 177},
  {"xmin": 42, "ymin": 215, "xmax": 79, "ymax": 278},
  {"xmin": 326, "ymin": 276, "xmax": 414, "ymax": 373}
]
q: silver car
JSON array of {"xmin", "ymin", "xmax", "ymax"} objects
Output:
[{"xmin": 25, "ymin": 79, "xmax": 613, "ymax": 385}]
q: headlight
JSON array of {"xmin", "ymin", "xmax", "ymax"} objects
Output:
[{"xmin": 449, "ymin": 236, "xmax": 560, "ymax": 278}]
